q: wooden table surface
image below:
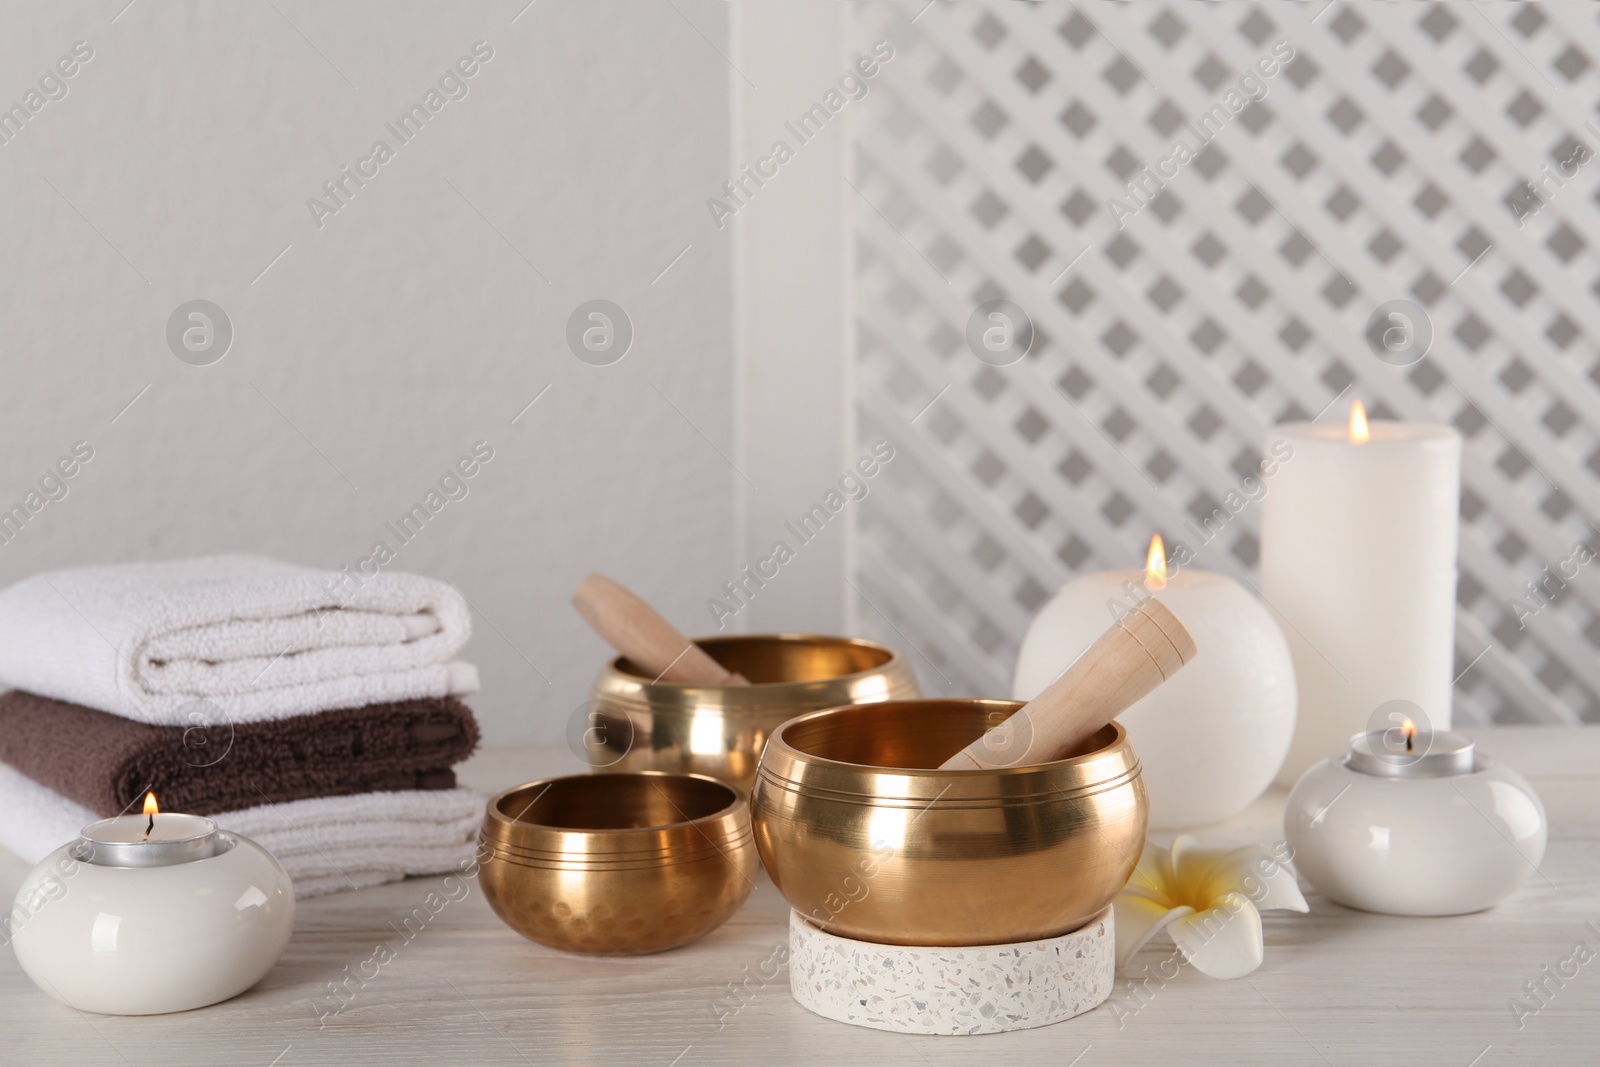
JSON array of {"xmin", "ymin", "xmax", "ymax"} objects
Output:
[{"xmin": 2, "ymin": 726, "xmax": 1596, "ymax": 1066}]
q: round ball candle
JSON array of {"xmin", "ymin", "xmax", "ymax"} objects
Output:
[
  {"xmin": 1261, "ymin": 401, "xmax": 1462, "ymax": 786},
  {"xmin": 1014, "ymin": 538, "xmax": 1296, "ymax": 829}
]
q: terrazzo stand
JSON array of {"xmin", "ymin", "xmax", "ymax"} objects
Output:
[{"xmin": 787, "ymin": 908, "xmax": 1114, "ymax": 1036}]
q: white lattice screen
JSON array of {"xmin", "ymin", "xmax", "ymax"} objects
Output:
[{"xmin": 848, "ymin": 1, "xmax": 1600, "ymax": 724}]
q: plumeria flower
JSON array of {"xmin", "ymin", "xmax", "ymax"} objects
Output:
[{"xmin": 1114, "ymin": 835, "xmax": 1308, "ymax": 980}]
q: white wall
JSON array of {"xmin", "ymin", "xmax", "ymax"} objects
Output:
[
  {"xmin": 0, "ymin": 0, "xmax": 742, "ymax": 742},
  {"xmin": 729, "ymin": 4, "xmax": 855, "ymax": 638}
]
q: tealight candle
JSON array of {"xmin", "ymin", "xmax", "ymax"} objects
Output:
[
  {"xmin": 10, "ymin": 793, "xmax": 294, "ymax": 1015},
  {"xmin": 77, "ymin": 792, "xmax": 222, "ymax": 867},
  {"xmin": 1284, "ymin": 723, "xmax": 1547, "ymax": 915},
  {"xmin": 1342, "ymin": 721, "xmax": 1474, "ymax": 778}
]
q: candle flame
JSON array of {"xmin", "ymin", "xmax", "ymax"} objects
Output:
[
  {"xmin": 1401, "ymin": 718, "xmax": 1415, "ymax": 753},
  {"xmin": 1349, "ymin": 399, "xmax": 1370, "ymax": 445},
  {"xmin": 1145, "ymin": 534, "xmax": 1167, "ymax": 591},
  {"xmin": 143, "ymin": 792, "xmax": 158, "ymax": 818}
]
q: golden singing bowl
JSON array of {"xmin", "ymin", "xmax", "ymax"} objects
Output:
[
  {"xmin": 480, "ymin": 772, "xmax": 756, "ymax": 955},
  {"xmin": 584, "ymin": 634, "xmax": 918, "ymax": 798},
  {"xmin": 752, "ymin": 700, "xmax": 1147, "ymax": 947}
]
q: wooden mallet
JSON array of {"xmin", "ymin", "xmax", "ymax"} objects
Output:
[
  {"xmin": 941, "ymin": 597, "xmax": 1197, "ymax": 770},
  {"xmin": 571, "ymin": 573, "xmax": 749, "ymax": 686}
]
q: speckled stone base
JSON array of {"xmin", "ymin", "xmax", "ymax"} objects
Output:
[{"xmin": 787, "ymin": 908, "xmax": 1114, "ymax": 1036}]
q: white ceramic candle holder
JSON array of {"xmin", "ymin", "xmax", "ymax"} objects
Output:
[
  {"xmin": 788, "ymin": 908, "xmax": 1113, "ymax": 1035},
  {"xmin": 9, "ymin": 812, "xmax": 294, "ymax": 1015},
  {"xmin": 1284, "ymin": 730, "xmax": 1546, "ymax": 916}
]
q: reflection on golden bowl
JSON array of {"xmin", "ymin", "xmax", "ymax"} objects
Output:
[
  {"xmin": 752, "ymin": 700, "xmax": 1147, "ymax": 947},
  {"xmin": 583, "ymin": 634, "xmax": 918, "ymax": 797},
  {"xmin": 480, "ymin": 772, "xmax": 755, "ymax": 955}
]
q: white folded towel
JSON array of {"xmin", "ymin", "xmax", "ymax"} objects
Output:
[
  {"xmin": 0, "ymin": 554, "xmax": 478, "ymax": 725},
  {"xmin": 0, "ymin": 765, "xmax": 483, "ymax": 899}
]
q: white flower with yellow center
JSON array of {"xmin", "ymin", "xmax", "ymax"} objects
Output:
[{"xmin": 1114, "ymin": 835, "xmax": 1308, "ymax": 980}]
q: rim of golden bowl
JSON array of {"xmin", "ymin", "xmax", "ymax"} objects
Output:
[
  {"xmin": 483, "ymin": 824, "xmax": 754, "ymax": 860},
  {"xmin": 755, "ymin": 699, "xmax": 1142, "ymax": 804},
  {"xmin": 596, "ymin": 633, "xmax": 917, "ymax": 714},
  {"xmin": 482, "ymin": 771, "xmax": 750, "ymax": 855},
  {"xmin": 479, "ymin": 836, "xmax": 753, "ymax": 872}
]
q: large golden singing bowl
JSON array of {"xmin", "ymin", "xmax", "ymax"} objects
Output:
[
  {"xmin": 752, "ymin": 700, "xmax": 1147, "ymax": 947},
  {"xmin": 480, "ymin": 772, "xmax": 756, "ymax": 955},
  {"xmin": 584, "ymin": 634, "xmax": 918, "ymax": 797}
]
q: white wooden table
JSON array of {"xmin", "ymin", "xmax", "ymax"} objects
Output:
[{"xmin": 2, "ymin": 727, "xmax": 1596, "ymax": 1066}]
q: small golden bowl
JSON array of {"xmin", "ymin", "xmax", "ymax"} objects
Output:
[
  {"xmin": 480, "ymin": 772, "xmax": 756, "ymax": 955},
  {"xmin": 583, "ymin": 634, "xmax": 918, "ymax": 797},
  {"xmin": 752, "ymin": 699, "xmax": 1147, "ymax": 947}
]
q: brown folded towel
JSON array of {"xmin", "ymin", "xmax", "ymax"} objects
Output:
[{"xmin": 0, "ymin": 690, "xmax": 480, "ymax": 817}]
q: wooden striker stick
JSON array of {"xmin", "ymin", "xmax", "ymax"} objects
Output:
[
  {"xmin": 572, "ymin": 573, "xmax": 749, "ymax": 686},
  {"xmin": 941, "ymin": 598, "xmax": 1196, "ymax": 770}
]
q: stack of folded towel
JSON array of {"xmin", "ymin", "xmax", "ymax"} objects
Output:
[{"xmin": 0, "ymin": 555, "xmax": 486, "ymax": 898}]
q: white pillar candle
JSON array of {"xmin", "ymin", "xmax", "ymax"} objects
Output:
[
  {"xmin": 1262, "ymin": 403, "xmax": 1462, "ymax": 786},
  {"xmin": 1014, "ymin": 541, "xmax": 1296, "ymax": 829}
]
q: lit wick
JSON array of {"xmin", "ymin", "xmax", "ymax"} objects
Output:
[
  {"xmin": 1144, "ymin": 534, "xmax": 1168, "ymax": 592},
  {"xmin": 1401, "ymin": 718, "xmax": 1415, "ymax": 754},
  {"xmin": 1348, "ymin": 399, "xmax": 1370, "ymax": 445},
  {"xmin": 142, "ymin": 791, "xmax": 158, "ymax": 842}
]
